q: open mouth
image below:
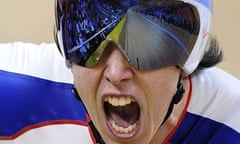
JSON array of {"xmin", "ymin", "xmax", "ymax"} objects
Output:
[{"xmin": 104, "ymin": 96, "xmax": 140, "ymax": 135}]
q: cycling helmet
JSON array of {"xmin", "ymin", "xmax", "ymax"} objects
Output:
[{"xmin": 55, "ymin": 0, "xmax": 213, "ymax": 74}]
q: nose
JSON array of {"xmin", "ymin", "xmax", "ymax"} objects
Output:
[{"xmin": 103, "ymin": 46, "xmax": 134, "ymax": 85}]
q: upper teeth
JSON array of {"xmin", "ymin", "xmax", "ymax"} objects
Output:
[{"xmin": 104, "ymin": 96, "xmax": 135, "ymax": 106}]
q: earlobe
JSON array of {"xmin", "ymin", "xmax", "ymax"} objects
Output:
[{"xmin": 180, "ymin": 70, "xmax": 189, "ymax": 79}]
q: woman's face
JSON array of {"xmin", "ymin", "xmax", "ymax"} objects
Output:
[{"xmin": 72, "ymin": 45, "xmax": 180, "ymax": 144}]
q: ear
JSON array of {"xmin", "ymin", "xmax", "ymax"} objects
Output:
[{"xmin": 180, "ymin": 70, "xmax": 189, "ymax": 79}]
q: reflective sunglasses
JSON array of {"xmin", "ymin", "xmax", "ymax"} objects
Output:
[{"xmin": 55, "ymin": 0, "xmax": 200, "ymax": 70}]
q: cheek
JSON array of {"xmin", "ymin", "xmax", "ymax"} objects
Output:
[
  {"xmin": 150, "ymin": 84, "xmax": 175, "ymax": 124},
  {"xmin": 72, "ymin": 67, "xmax": 99, "ymax": 117},
  {"xmin": 141, "ymin": 74, "xmax": 178, "ymax": 127},
  {"xmin": 74, "ymin": 70, "xmax": 94, "ymax": 97}
]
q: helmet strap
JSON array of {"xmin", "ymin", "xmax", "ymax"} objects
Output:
[{"xmin": 160, "ymin": 75, "xmax": 185, "ymax": 126}]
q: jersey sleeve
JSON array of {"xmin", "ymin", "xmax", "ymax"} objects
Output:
[{"xmin": 0, "ymin": 42, "xmax": 95, "ymax": 144}]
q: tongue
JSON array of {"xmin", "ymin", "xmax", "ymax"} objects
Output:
[
  {"xmin": 105, "ymin": 102, "xmax": 140, "ymax": 128},
  {"xmin": 111, "ymin": 113, "xmax": 133, "ymax": 128}
]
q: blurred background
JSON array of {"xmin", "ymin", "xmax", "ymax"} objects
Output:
[{"xmin": 0, "ymin": 0, "xmax": 239, "ymax": 78}]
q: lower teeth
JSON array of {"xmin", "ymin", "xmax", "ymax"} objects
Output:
[{"xmin": 110, "ymin": 120, "xmax": 136, "ymax": 134}]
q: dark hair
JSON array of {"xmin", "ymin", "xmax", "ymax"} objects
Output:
[{"xmin": 192, "ymin": 36, "xmax": 223, "ymax": 75}]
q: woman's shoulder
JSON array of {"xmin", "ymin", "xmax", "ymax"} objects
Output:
[
  {"xmin": 191, "ymin": 67, "xmax": 240, "ymax": 99},
  {"xmin": 188, "ymin": 67, "xmax": 240, "ymax": 135}
]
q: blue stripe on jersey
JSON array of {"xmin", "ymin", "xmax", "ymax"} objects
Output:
[
  {"xmin": 0, "ymin": 70, "xmax": 87, "ymax": 136},
  {"xmin": 170, "ymin": 112, "xmax": 240, "ymax": 144}
]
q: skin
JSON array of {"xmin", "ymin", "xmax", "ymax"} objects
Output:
[{"xmin": 72, "ymin": 44, "xmax": 190, "ymax": 144}]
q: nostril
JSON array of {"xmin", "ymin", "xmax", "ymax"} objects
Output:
[
  {"xmin": 106, "ymin": 77, "xmax": 111, "ymax": 82},
  {"xmin": 105, "ymin": 75, "xmax": 122, "ymax": 85},
  {"xmin": 104, "ymin": 68, "xmax": 134, "ymax": 85}
]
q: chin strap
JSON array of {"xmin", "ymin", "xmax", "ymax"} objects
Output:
[
  {"xmin": 72, "ymin": 87, "xmax": 106, "ymax": 144},
  {"xmin": 160, "ymin": 75, "xmax": 185, "ymax": 126}
]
